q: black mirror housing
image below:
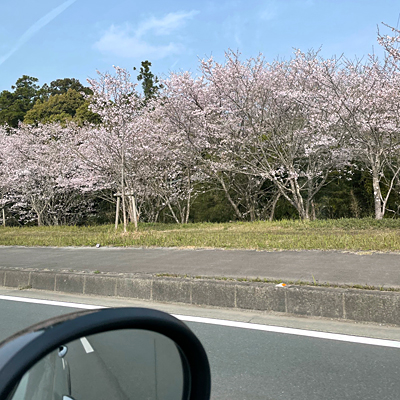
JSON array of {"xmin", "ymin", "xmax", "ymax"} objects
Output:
[{"xmin": 0, "ymin": 308, "xmax": 211, "ymax": 400}]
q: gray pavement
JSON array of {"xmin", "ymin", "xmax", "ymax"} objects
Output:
[
  {"xmin": 1, "ymin": 246, "xmax": 400, "ymax": 287},
  {"xmin": 3, "ymin": 294, "xmax": 400, "ymax": 400},
  {"xmin": 2, "ymin": 246, "xmax": 400, "ymax": 326}
]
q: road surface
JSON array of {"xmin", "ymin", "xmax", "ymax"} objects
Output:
[
  {"xmin": 1, "ymin": 289, "xmax": 400, "ymax": 400},
  {"xmin": 2, "ymin": 246, "xmax": 400, "ymax": 287}
]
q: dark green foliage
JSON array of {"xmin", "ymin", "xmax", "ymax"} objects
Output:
[
  {"xmin": 0, "ymin": 76, "xmax": 97, "ymax": 127},
  {"xmin": 190, "ymin": 189, "xmax": 237, "ymax": 222},
  {"xmin": 82, "ymin": 198, "xmax": 116, "ymax": 225},
  {"xmin": 313, "ymin": 168, "xmax": 376, "ymax": 219},
  {"xmin": 134, "ymin": 60, "xmax": 163, "ymax": 103},
  {"xmin": 24, "ymin": 89, "xmax": 84, "ymax": 124},
  {"xmin": 74, "ymin": 101, "xmax": 102, "ymax": 125},
  {"xmin": 24, "ymin": 89, "xmax": 100, "ymax": 125},
  {"xmin": 0, "ymin": 76, "xmax": 40, "ymax": 127},
  {"xmin": 314, "ymin": 171, "xmax": 357, "ymax": 219},
  {"xmin": 45, "ymin": 78, "xmax": 93, "ymax": 97},
  {"xmin": 273, "ymin": 197, "xmax": 299, "ymax": 220}
]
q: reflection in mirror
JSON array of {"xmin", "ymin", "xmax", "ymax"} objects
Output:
[{"xmin": 9, "ymin": 329, "xmax": 186, "ymax": 400}]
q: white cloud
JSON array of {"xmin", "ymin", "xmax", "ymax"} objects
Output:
[
  {"xmin": 136, "ymin": 10, "xmax": 199, "ymax": 37},
  {"xmin": 94, "ymin": 10, "xmax": 198, "ymax": 60},
  {"xmin": 0, "ymin": 0, "xmax": 77, "ymax": 66},
  {"xmin": 94, "ymin": 25, "xmax": 182, "ymax": 59}
]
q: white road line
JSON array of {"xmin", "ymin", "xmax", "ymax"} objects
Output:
[
  {"xmin": 1, "ymin": 295, "xmax": 400, "ymax": 348},
  {"xmin": 0, "ymin": 295, "xmax": 104, "ymax": 309},
  {"xmin": 80, "ymin": 337, "xmax": 94, "ymax": 353},
  {"xmin": 174, "ymin": 315, "xmax": 400, "ymax": 349}
]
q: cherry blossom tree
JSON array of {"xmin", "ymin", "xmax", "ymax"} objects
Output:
[
  {"xmin": 75, "ymin": 67, "xmax": 145, "ymax": 231},
  {"xmin": 155, "ymin": 67, "xmax": 269, "ymax": 221},
  {"xmin": 378, "ymin": 23, "xmax": 400, "ymax": 63},
  {"xmin": 136, "ymin": 102, "xmax": 204, "ymax": 224},
  {"xmin": 0, "ymin": 123, "xmax": 96, "ymax": 226},
  {"xmin": 320, "ymin": 55, "xmax": 400, "ymax": 219},
  {"xmin": 64, "ymin": 66, "xmax": 201, "ymax": 226},
  {"xmin": 5, "ymin": 41, "xmax": 400, "ymax": 225},
  {"xmin": 158, "ymin": 51, "xmax": 346, "ymax": 220},
  {"xmin": 2, "ymin": 125, "xmax": 57, "ymax": 225},
  {"xmin": 0, "ymin": 127, "xmax": 12, "ymax": 225}
]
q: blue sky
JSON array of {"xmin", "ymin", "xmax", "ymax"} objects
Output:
[{"xmin": 1, "ymin": 0, "xmax": 399, "ymax": 91}]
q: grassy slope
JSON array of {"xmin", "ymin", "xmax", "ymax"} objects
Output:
[{"xmin": 1, "ymin": 218, "xmax": 400, "ymax": 251}]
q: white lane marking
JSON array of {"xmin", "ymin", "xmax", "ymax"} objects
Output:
[
  {"xmin": 0, "ymin": 295, "xmax": 104, "ymax": 309},
  {"xmin": 174, "ymin": 315, "xmax": 400, "ymax": 349},
  {"xmin": 1, "ymin": 295, "xmax": 400, "ymax": 349},
  {"xmin": 80, "ymin": 337, "xmax": 94, "ymax": 353}
]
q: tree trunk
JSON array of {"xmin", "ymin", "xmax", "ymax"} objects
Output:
[
  {"xmin": 121, "ymin": 154, "xmax": 127, "ymax": 232},
  {"xmin": 165, "ymin": 199, "xmax": 180, "ymax": 224},
  {"xmin": 180, "ymin": 207, "xmax": 186, "ymax": 224},
  {"xmin": 115, "ymin": 196, "xmax": 120, "ymax": 230},
  {"xmin": 217, "ymin": 175, "xmax": 243, "ymax": 220},
  {"xmin": 154, "ymin": 197, "xmax": 162, "ymax": 223},
  {"xmin": 310, "ymin": 200, "xmax": 316, "ymax": 221},
  {"xmin": 185, "ymin": 170, "xmax": 191, "ymax": 224},
  {"xmin": 269, "ymin": 192, "xmax": 281, "ymax": 221},
  {"xmin": 249, "ymin": 203, "xmax": 256, "ymax": 222},
  {"xmin": 121, "ymin": 190, "xmax": 127, "ymax": 231},
  {"xmin": 289, "ymin": 178, "xmax": 308, "ymax": 220},
  {"xmin": 372, "ymin": 169, "xmax": 385, "ymax": 220},
  {"xmin": 132, "ymin": 196, "xmax": 138, "ymax": 230}
]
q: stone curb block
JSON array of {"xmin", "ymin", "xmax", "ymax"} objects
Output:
[
  {"xmin": 116, "ymin": 278, "xmax": 152, "ymax": 300},
  {"xmin": 0, "ymin": 270, "xmax": 6, "ymax": 287},
  {"xmin": 4, "ymin": 270, "xmax": 31, "ymax": 288},
  {"xmin": 1, "ymin": 269, "xmax": 400, "ymax": 326},
  {"xmin": 84, "ymin": 275, "xmax": 118, "ymax": 297},
  {"xmin": 30, "ymin": 272, "xmax": 56, "ymax": 291},
  {"xmin": 56, "ymin": 274, "xmax": 84, "ymax": 294}
]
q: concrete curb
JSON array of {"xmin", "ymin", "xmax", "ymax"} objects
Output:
[{"xmin": 1, "ymin": 268, "xmax": 400, "ymax": 326}]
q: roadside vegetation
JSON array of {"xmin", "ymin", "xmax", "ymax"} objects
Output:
[
  {"xmin": 4, "ymin": 26, "xmax": 400, "ymax": 239},
  {"xmin": 1, "ymin": 218, "xmax": 400, "ymax": 252}
]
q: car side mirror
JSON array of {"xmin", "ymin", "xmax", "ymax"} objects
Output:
[{"xmin": 0, "ymin": 308, "xmax": 211, "ymax": 400}]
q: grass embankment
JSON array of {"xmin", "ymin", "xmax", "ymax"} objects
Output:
[{"xmin": 1, "ymin": 218, "xmax": 400, "ymax": 251}]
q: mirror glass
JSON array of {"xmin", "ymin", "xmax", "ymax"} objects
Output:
[{"xmin": 9, "ymin": 329, "xmax": 186, "ymax": 400}]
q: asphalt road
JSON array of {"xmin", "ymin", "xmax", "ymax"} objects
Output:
[
  {"xmin": 2, "ymin": 292, "xmax": 400, "ymax": 400},
  {"xmin": 2, "ymin": 246, "xmax": 400, "ymax": 287}
]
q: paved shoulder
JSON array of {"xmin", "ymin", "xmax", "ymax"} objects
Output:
[{"xmin": 1, "ymin": 246, "xmax": 400, "ymax": 287}]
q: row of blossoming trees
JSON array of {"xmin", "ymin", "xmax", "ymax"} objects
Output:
[{"xmin": 2, "ymin": 28, "xmax": 400, "ymax": 228}]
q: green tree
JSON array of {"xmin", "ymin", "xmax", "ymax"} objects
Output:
[
  {"xmin": 74, "ymin": 100, "xmax": 102, "ymax": 125},
  {"xmin": 24, "ymin": 89, "xmax": 100, "ymax": 125},
  {"xmin": 134, "ymin": 60, "xmax": 162, "ymax": 103},
  {"xmin": 46, "ymin": 78, "xmax": 93, "ymax": 97},
  {"xmin": 0, "ymin": 76, "xmax": 40, "ymax": 127}
]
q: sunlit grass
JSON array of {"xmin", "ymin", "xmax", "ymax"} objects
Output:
[{"xmin": 1, "ymin": 218, "xmax": 400, "ymax": 251}]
